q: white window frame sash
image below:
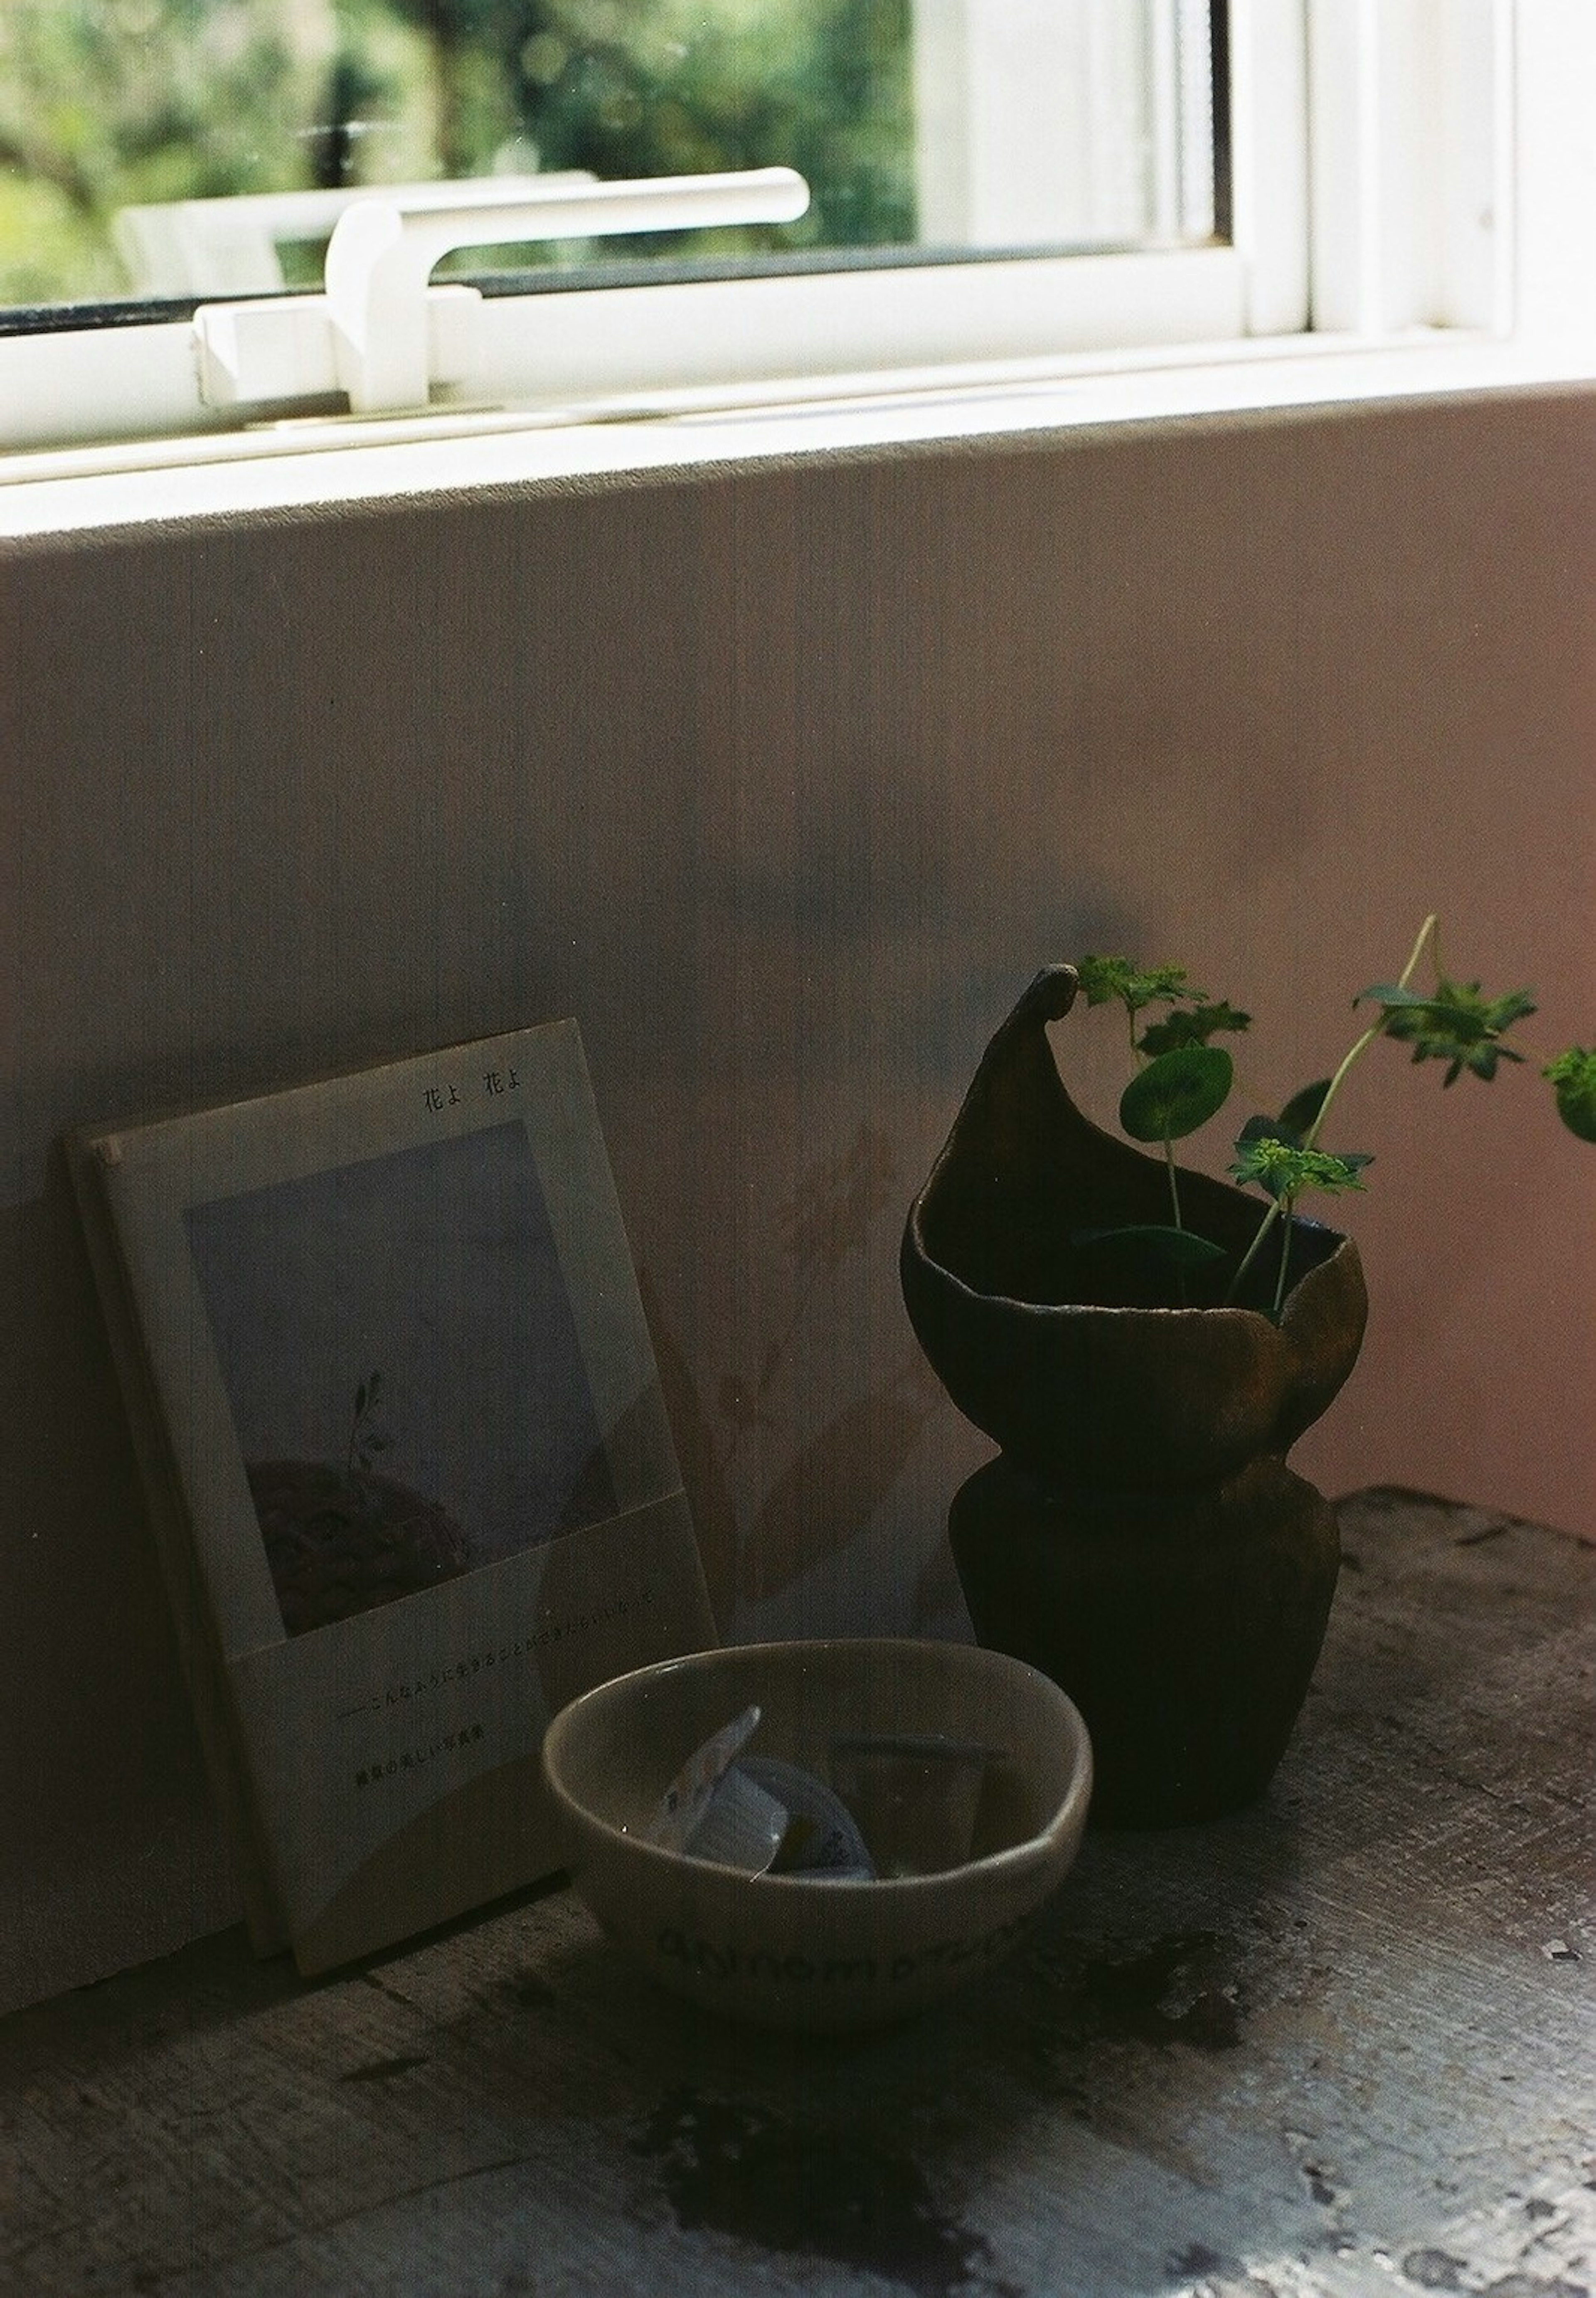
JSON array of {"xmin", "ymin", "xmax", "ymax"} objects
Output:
[
  {"xmin": 0, "ymin": 234, "xmax": 1254, "ymax": 456},
  {"xmin": 0, "ymin": 0, "xmax": 1574, "ymax": 464},
  {"xmin": 1307, "ymin": 0, "xmax": 1515, "ymax": 337},
  {"xmin": 0, "ymin": 1, "xmax": 1276, "ymax": 454}
]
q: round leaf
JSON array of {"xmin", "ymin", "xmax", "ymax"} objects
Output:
[
  {"xmin": 1547, "ymin": 1047, "xmax": 1596, "ymax": 1142},
  {"xmin": 1072, "ymin": 1224, "xmax": 1227, "ymax": 1274},
  {"xmin": 1277, "ymin": 1079, "xmax": 1331, "ymax": 1138},
  {"xmin": 1557, "ymin": 1089, "xmax": 1596, "ymax": 1143},
  {"xmin": 1236, "ymin": 1112, "xmax": 1292, "ymax": 1147},
  {"xmin": 1120, "ymin": 1046, "xmax": 1234, "ymax": 1143}
]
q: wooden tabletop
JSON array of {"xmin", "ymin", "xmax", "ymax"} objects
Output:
[{"xmin": 2, "ymin": 1488, "xmax": 1591, "ymax": 2298}]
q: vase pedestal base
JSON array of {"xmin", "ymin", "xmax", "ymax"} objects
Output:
[{"xmin": 949, "ymin": 1452, "xmax": 1340, "ymax": 1828}]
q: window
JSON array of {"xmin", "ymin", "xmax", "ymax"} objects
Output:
[
  {"xmin": 0, "ymin": 1, "xmax": 1590, "ymax": 464},
  {"xmin": 2, "ymin": 1, "xmax": 1218, "ymax": 300}
]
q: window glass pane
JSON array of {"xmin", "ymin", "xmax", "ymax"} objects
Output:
[{"xmin": 0, "ymin": 0, "xmax": 1217, "ymax": 313}]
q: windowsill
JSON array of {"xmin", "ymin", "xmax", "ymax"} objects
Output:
[{"xmin": 5, "ymin": 328, "xmax": 1596, "ymax": 544}]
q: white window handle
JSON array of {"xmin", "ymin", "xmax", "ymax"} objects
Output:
[
  {"xmin": 117, "ymin": 175, "xmax": 598, "ymax": 298},
  {"xmin": 193, "ymin": 167, "xmax": 810, "ymax": 416}
]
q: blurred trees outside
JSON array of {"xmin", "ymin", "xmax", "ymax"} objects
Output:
[{"xmin": 0, "ymin": 0, "xmax": 913, "ymax": 308}]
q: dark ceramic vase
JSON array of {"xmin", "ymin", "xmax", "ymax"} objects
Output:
[{"xmin": 901, "ymin": 965, "xmax": 1368, "ymax": 1825}]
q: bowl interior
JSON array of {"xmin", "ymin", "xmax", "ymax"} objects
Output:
[{"xmin": 547, "ymin": 1638, "xmax": 1088, "ymax": 1870}]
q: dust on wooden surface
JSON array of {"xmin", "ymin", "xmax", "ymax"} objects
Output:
[{"xmin": 1, "ymin": 1488, "xmax": 1591, "ymax": 2298}]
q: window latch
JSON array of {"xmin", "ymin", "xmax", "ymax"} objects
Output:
[{"xmin": 192, "ymin": 167, "xmax": 810, "ymax": 416}]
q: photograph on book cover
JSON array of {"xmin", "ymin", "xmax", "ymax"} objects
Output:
[
  {"xmin": 185, "ymin": 1118, "xmax": 621, "ymax": 1638},
  {"xmin": 72, "ymin": 1021, "xmax": 715, "ymax": 1972}
]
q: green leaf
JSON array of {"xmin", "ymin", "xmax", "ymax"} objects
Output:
[
  {"xmin": 1137, "ymin": 999, "xmax": 1252, "ymax": 1057},
  {"xmin": 1234, "ymin": 1113, "xmax": 1298, "ymax": 1196},
  {"xmin": 1072, "ymin": 1224, "xmax": 1227, "ymax": 1274},
  {"xmin": 1278, "ymin": 1079, "xmax": 1332, "ymax": 1137},
  {"xmin": 1545, "ymin": 1046, "xmax": 1596, "ymax": 1143},
  {"xmin": 1363, "ymin": 975, "xmax": 1537, "ymax": 1086},
  {"xmin": 1076, "ymin": 955, "xmax": 1195, "ymax": 1016},
  {"xmin": 1229, "ymin": 1136, "xmax": 1371, "ymax": 1203},
  {"xmin": 1234, "ymin": 1108, "xmax": 1371, "ymax": 1197},
  {"xmin": 1357, "ymin": 982, "xmax": 1431, "ymax": 1010},
  {"xmin": 1120, "ymin": 1045, "xmax": 1234, "ymax": 1142}
]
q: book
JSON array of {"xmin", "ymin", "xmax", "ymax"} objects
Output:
[{"xmin": 68, "ymin": 1020, "xmax": 716, "ymax": 1974}]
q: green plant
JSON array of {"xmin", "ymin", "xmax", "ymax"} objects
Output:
[{"xmin": 1074, "ymin": 916, "xmax": 1596, "ymax": 1319}]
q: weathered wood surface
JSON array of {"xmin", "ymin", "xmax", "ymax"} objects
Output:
[{"xmin": 1, "ymin": 1488, "xmax": 1591, "ymax": 2298}]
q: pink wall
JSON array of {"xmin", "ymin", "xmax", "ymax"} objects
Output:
[{"xmin": 3, "ymin": 384, "xmax": 1594, "ymax": 2011}]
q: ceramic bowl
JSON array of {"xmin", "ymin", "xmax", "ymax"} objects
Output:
[{"xmin": 541, "ymin": 1637, "xmax": 1093, "ymax": 2031}]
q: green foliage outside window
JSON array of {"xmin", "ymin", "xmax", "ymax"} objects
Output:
[{"xmin": 0, "ymin": 0, "xmax": 914, "ymax": 308}]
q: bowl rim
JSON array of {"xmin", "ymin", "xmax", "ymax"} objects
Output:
[{"xmin": 541, "ymin": 1635, "xmax": 1094, "ymax": 1893}]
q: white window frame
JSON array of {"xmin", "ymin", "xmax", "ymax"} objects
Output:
[{"xmin": 1, "ymin": 0, "xmax": 1592, "ymax": 473}]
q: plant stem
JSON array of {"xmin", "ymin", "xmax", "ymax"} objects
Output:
[
  {"xmin": 1164, "ymin": 1137, "xmax": 1182, "ymax": 1231},
  {"xmin": 1273, "ymin": 1197, "xmax": 1297, "ymax": 1318},
  {"xmin": 1227, "ymin": 1192, "xmax": 1281, "ymax": 1304},
  {"xmin": 1302, "ymin": 913, "xmax": 1437, "ymax": 1150},
  {"xmin": 1227, "ymin": 914, "xmax": 1438, "ymax": 1310}
]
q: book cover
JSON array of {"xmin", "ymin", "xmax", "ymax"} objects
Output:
[{"xmin": 69, "ymin": 1020, "xmax": 716, "ymax": 1973}]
